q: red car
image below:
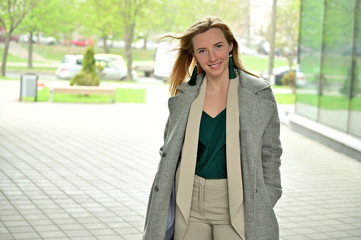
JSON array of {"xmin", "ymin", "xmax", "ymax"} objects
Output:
[
  {"xmin": 0, "ymin": 27, "xmax": 19, "ymax": 42},
  {"xmin": 71, "ymin": 37, "xmax": 93, "ymax": 46}
]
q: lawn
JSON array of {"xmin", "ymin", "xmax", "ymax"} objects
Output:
[
  {"xmin": 296, "ymin": 93, "xmax": 361, "ymax": 110},
  {"xmin": 274, "ymin": 93, "xmax": 295, "ymax": 104},
  {"xmin": 22, "ymin": 87, "xmax": 146, "ymax": 103},
  {"xmin": 0, "ymin": 47, "xmax": 26, "ymax": 62},
  {"xmin": 3, "ymin": 43, "xmax": 294, "ymax": 75}
]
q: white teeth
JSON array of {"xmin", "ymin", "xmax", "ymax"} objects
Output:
[{"xmin": 210, "ymin": 63, "xmax": 220, "ymax": 67}]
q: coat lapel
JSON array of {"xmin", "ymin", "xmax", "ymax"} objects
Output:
[
  {"xmin": 238, "ymin": 87, "xmax": 276, "ymax": 174},
  {"xmin": 175, "ymin": 78, "xmax": 207, "ymax": 239}
]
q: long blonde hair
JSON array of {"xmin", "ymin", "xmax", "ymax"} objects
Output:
[{"xmin": 164, "ymin": 16, "xmax": 258, "ymax": 96}]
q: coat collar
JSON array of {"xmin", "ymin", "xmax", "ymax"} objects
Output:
[
  {"xmin": 175, "ymin": 69, "xmax": 270, "ymax": 96},
  {"xmin": 168, "ymin": 68, "xmax": 276, "ymax": 175}
]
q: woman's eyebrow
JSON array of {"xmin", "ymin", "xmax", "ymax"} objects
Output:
[{"xmin": 196, "ymin": 41, "xmax": 224, "ymax": 51}]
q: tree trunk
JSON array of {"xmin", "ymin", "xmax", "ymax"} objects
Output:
[
  {"xmin": 124, "ymin": 22, "xmax": 135, "ymax": 81},
  {"xmin": 143, "ymin": 38, "xmax": 147, "ymax": 50},
  {"xmin": 287, "ymin": 53, "xmax": 294, "ymax": 71},
  {"xmin": 103, "ymin": 37, "xmax": 110, "ymax": 53},
  {"xmin": 268, "ymin": 0, "xmax": 277, "ymax": 83},
  {"xmin": 243, "ymin": 0, "xmax": 251, "ymax": 47},
  {"xmin": 1, "ymin": 34, "xmax": 11, "ymax": 77},
  {"xmin": 28, "ymin": 32, "xmax": 33, "ymax": 68}
]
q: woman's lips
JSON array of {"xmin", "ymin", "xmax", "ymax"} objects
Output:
[{"xmin": 209, "ymin": 62, "xmax": 222, "ymax": 69}]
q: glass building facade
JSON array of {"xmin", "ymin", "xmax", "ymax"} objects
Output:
[{"xmin": 297, "ymin": 0, "xmax": 361, "ymax": 139}]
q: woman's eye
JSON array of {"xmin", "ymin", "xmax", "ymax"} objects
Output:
[
  {"xmin": 216, "ymin": 44, "xmax": 223, "ymax": 48},
  {"xmin": 199, "ymin": 50, "xmax": 206, "ymax": 54}
]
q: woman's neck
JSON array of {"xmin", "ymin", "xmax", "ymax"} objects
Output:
[{"xmin": 206, "ymin": 74, "xmax": 230, "ymax": 92}]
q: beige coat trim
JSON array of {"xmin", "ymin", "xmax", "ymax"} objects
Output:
[
  {"xmin": 175, "ymin": 75, "xmax": 245, "ymax": 240},
  {"xmin": 175, "ymin": 77, "xmax": 207, "ymax": 240}
]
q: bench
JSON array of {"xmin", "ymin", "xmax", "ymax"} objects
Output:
[{"xmin": 49, "ymin": 86, "xmax": 117, "ymax": 103}]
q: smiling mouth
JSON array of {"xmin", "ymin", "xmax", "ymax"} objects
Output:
[{"xmin": 209, "ymin": 62, "xmax": 222, "ymax": 68}]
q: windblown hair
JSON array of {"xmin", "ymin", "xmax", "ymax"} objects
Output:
[{"xmin": 163, "ymin": 16, "xmax": 258, "ymax": 96}]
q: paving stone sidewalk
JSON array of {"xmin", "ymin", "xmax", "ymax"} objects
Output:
[{"xmin": 0, "ymin": 80, "xmax": 360, "ymax": 240}]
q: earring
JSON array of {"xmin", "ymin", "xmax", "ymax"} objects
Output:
[
  {"xmin": 189, "ymin": 60, "xmax": 198, "ymax": 86},
  {"xmin": 228, "ymin": 52, "xmax": 237, "ymax": 79}
]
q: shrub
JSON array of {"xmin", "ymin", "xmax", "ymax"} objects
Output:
[
  {"xmin": 81, "ymin": 46, "xmax": 96, "ymax": 74},
  {"xmin": 282, "ymin": 71, "xmax": 296, "ymax": 93},
  {"xmin": 70, "ymin": 72, "xmax": 99, "ymax": 86},
  {"xmin": 70, "ymin": 46, "xmax": 99, "ymax": 86}
]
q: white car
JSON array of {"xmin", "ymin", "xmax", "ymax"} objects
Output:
[
  {"xmin": 153, "ymin": 41, "xmax": 178, "ymax": 80},
  {"xmin": 20, "ymin": 33, "xmax": 55, "ymax": 45},
  {"xmin": 55, "ymin": 54, "xmax": 138, "ymax": 80}
]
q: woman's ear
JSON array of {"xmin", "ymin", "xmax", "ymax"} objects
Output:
[{"xmin": 229, "ymin": 42, "xmax": 233, "ymax": 52}]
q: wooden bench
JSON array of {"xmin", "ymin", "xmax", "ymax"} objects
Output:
[{"xmin": 49, "ymin": 86, "xmax": 117, "ymax": 103}]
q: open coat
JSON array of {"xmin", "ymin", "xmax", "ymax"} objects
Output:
[{"xmin": 143, "ymin": 69, "xmax": 282, "ymax": 240}]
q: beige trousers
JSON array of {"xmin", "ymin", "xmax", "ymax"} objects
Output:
[{"xmin": 177, "ymin": 175, "xmax": 242, "ymax": 240}]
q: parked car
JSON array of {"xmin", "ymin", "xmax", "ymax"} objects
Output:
[
  {"xmin": 34, "ymin": 34, "xmax": 56, "ymax": 45},
  {"xmin": 0, "ymin": 27, "xmax": 19, "ymax": 42},
  {"xmin": 55, "ymin": 54, "xmax": 138, "ymax": 80},
  {"xmin": 55, "ymin": 54, "xmax": 83, "ymax": 79},
  {"xmin": 153, "ymin": 41, "xmax": 178, "ymax": 80},
  {"xmin": 261, "ymin": 66, "xmax": 305, "ymax": 87},
  {"xmin": 19, "ymin": 33, "xmax": 55, "ymax": 45},
  {"xmin": 0, "ymin": 34, "xmax": 19, "ymax": 43},
  {"xmin": 132, "ymin": 39, "xmax": 158, "ymax": 50},
  {"xmin": 71, "ymin": 37, "xmax": 93, "ymax": 46},
  {"xmin": 95, "ymin": 53, "xmax": 126, "ymax": 69},
  {"xmin": 98, "ymin": 39, "xmax": 125, "ymax": 48}
]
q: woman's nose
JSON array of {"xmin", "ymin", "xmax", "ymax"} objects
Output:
[{"xmin": 208, "ymin": 50, "xmax": 216, "ymax": 62}]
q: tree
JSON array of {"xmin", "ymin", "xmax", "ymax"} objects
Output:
[
  {"xmin": 60, "ymin": 2, "xmax": 82, "ymax": 47},
  {"xmin": 169, "ymin": 0, "xmax": 246, "ymax": 34},
  {"xmin": 80, "ymin": 0, "xmax": 121, "ymax": 53},
  {"xmin": 267, "ymin": 0, "xmax": 277, "ymax": 83},
  {"xmin": 18, "ymin": 0, "xmax": 62, "ymax": 68},
  {"xmin": 276, "ymin": 0, "xmax": 301, "ymax": 70},
  {"xmin": 239, "ymin": 0, "xmax": 251, "ymax": 47},
  {"xmin": 0, "ymin": 0, "xmax": 40, "ymax": 76},
  {"xmin": 116, "ymin": 0, "xmax": 149, "ymax": 81}
]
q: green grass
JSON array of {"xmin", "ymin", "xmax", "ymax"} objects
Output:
[
  {"xmin": 29, "ymin": 44, "xmax": 156, "ymax": 63},
  {"xmin": 4, "ymin": 43, "xmax": 293, "ymax": 74},
  {"xmin": 296, "ymin": 93, "xmax": 361, "ymax": 110},
  {"xmin": 28, "ymin": 87, "xmax": 146, "ymax": 103},
  {"xmin": 274, "ymin": 93, "xmax": 295, "ymax": 104},
  {"xmin": 0, "ymin": 48, "xmax": 25, "ymax": 62},
  {"xmin": 242, "ymin": 55, "xmax": 293, "ymax": 73},
  {"xmin": 0, "ymin": 76, "xmax": 18, "ymax": 80},
  {"xmin": 6, "ymin": 66, "xmax": 57, "ymax": 72}
]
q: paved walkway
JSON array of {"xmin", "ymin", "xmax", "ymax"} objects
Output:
[{"xmin": 0, "ymin": 79, "xmax": 360, "ymax": 240}]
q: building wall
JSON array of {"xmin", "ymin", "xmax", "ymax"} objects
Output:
[{"xmin": 297, "ymin": 0, "xmax": 361, "ymax": 139}]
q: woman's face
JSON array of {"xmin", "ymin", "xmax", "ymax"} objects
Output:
[{"xmin": 192, "ymin": 28, "xmax": 233, "ymax": 80}]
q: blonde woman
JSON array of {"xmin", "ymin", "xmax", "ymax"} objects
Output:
[{"xmin": 143, "ymin": 16, "xmax": 282, "ymax": 240}]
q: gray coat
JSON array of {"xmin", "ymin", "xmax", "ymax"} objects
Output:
[{"xmin": 143, "ymin": 69, "xmax": 282, "ymax": 240}]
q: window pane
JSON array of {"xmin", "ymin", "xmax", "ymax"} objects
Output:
[
  {"xmin": 296, "ymin": 0, "xmax": 324, "ymax": 120},
  {"xmin": 349, "ymin": 0, "xmax": 361, "ymax": 138},
  {"xmin": 318, "ymin": 0, "xmax": 355, "ymax": 131}
]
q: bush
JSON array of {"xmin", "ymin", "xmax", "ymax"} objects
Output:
[
  {"xmin": 81, "ymin": 46, "xmax": 97, "ymax": 74},
  {"xmin": 282, "ymin": 71, "xmax": 296, "ymax": 92},
  {"xmin": 70, "ymin": 46, "xmax": 99, "ymax": 86},
  {"xmin": 70, "ymin": 72, "xmax": 99, "ymax": 86}
]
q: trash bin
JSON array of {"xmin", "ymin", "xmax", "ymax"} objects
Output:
[{"xmin": 20, "ymin": 73, "xmax": 38, "ymax": 102}]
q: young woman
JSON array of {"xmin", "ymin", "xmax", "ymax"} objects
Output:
[{"xmin": 143, "ymin": 16, "xmax": 282, "ymax": 240}]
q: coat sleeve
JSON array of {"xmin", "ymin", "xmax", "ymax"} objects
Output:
[
  {"xmin": 159, "ymin": 118, "xmax": 169, "ymax": 155},
  {"xmin": 259, "ymin": 88, "xmax": 283, "ymax": 208},
  {"xmin": 143, "ymin": 118, "xmax": 171, "ymax": 240}
]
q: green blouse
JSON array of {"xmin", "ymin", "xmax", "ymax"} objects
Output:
[{"xmin": 195, "ymin": 108, "xmax": 227, "ymax": 179}]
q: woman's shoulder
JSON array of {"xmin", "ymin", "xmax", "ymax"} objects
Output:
[{"xmin": 237, "ymin": 69, "xmax": 271, "ymax": 94}]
